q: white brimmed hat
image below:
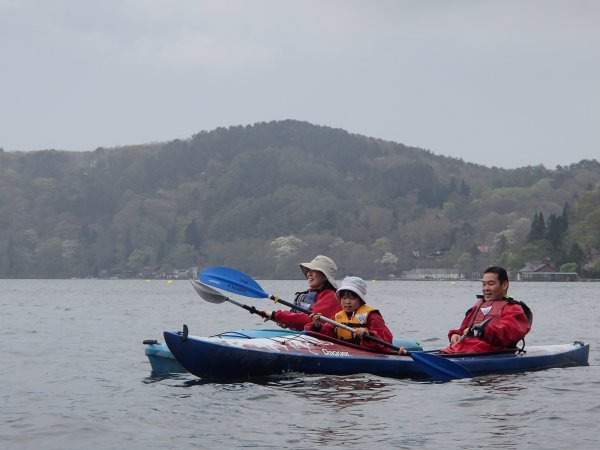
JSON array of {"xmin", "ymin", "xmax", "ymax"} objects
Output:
[
  {"xmin": 299, "ymin": 255, "xmax": 338, "ymax": 289},
  {"xmin": 336, "ymin": 276, "xmax": 367, "ymax": 303}
]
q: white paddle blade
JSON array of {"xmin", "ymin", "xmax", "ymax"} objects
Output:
[{"xmin": 189, "ymin": 279, "xmax": 228, "ymax": 304}]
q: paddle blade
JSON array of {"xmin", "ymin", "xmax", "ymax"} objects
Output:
[
  {"xmin": 199, "ymin": 266, "xmax": 268, "ymax": 299},
  {"xmin": 410, "ymin": 352, "xmax": 473, "ymax": 382},
  {"xmin": 189, "ymin": 279, "xmax": 228, "ymax": 304}
]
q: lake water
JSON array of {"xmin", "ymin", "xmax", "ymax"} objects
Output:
[{"xmin": 1, "ymin": 279, "xmax": 598, "ymax": 449}]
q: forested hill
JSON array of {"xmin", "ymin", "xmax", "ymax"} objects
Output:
[{"xmin": 1, "ymin": 119, "xmax": 600, "ymax": 279}]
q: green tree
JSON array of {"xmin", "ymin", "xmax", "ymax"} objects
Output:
[
  {"xmin": 569, "ymin": 186, "xmax": 600, "ymax": 251},
  {"xmin": 459, "ymin": 179, "xmax": 471, "ymax": 197},
  {"xmin": 34, "ymin": 237, "xmax": 65, "ymax": 278},
  {"xmin": 494, "ymin": 234, "xmax": 509, "ymax": 257},
  {"xmin": 184, "ymin": 219, "xmax": 202, "ymax": 250},
  {"xmin": 127, "ymin": 246, "xmax": 157, "ymax": 273},
  {"xmin": 528, "ymin": 212, "xmax": 546, "ymax": 242},
  {"xmin": 546, "ymin": 205, "xmax": 569, "ymax": 249},
  {"xmin": 514, "ymin": 241, "xmax": 554, "ymax": 266},
  {"xmin": 568, "ymin": 242, "xmax": 585, "ymax": 269},
  {"xmin": 455, "ymin": 252, "xmax": 475, "ymax": 276},
  {"xmin": 560, "ymin": 262, "xmax": 577, "ymax": 273},
  {"xmin": 164, "ymin": 243, "xmax": 197, "ymax": 269}
]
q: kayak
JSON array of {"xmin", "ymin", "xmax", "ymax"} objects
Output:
[
  {"xmin": 144, "ymin": 339, "xmax": 187, "ymax": 373},
  {"xmin": 163, "ymin": 327, "xmax": 589, "ymax": 381},
  {"xmin": 143, "ymin": 329, "xmax": 308, "ymax": 373},
  {"xmin": 144, "ymin": 328, "xmax": 424, "ymax": 373}
]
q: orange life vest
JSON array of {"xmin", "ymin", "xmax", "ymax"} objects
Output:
[{"xmin": 334, "ymin": 304, "xmax": 378, "ymax": 342}]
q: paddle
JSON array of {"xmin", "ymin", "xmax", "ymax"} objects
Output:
[
  {"xmin": 199, "ymin": 266, "xmax": 473, "ymax": 381},
  {"xmin": 199, "ymin": 266, "xmax": 399, "ymax": 352},
  {"xmin": 406, "ymin": 351, "xmax": 473, "ymax": 382},
  {"xmin": 189, "ymin": 279, "xmax": 270, "ymax": 319}
]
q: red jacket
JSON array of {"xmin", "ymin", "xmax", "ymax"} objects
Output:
[
  {"xmin": 441, "ymin": 297, "xmax": 531, "ymax": 354},
  {"xmin": 273, "ymin": 289, "xmax": 339, "ymax": 331},
  {"xmin": 304, "ymin": 306, "xmax": 394, "ymax": 353}
]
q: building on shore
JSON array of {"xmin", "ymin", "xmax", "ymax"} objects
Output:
[{"xmin": 517, "ymin": 262, "xmax": 578, "ymax": 281}]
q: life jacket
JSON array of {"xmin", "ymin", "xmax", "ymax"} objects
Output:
[
  {"xmin": 334, "ymin": 305, "xmax": 378, "ymax": 343},
  {"xmin": 293, "ymin": 290, "xmax": 318, "ymax": 311},
  {"xmin": 469, "ymin": 295, "xmax": 533, "ymax": 350},
  {"xmin": 472, "ymin": 295, "xmax": 533, "ymax": 326}
]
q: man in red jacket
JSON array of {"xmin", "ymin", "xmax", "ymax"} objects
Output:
[{"xmin": 440, "ymin": 266, "xmax": 532, "ymax": 354}]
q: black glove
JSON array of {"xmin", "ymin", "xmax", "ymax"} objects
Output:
[{"xmin": 468, "ymin": 318, "xmax": 491, "ymax": 338}]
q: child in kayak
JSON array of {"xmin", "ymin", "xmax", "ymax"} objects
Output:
[
  {"xmin": 306, "ymin": 276, "xmax": 394, "ymax": 352},
  {"xmin": 440, "ymin": 266, "xmax": 532, "ymax": 354},
  {"xmin": 261, "ymin": 255, "xmax": 340, "ymax": 331}
]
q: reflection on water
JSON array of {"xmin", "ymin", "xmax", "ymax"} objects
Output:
[
  {"xmin": 142, "ymin": 372, "xmax": 191, "ymax": 385},
  {"xmin": 471, "ymin": 373, "xmax": 528, "ymax": 394},
  {"xmin": 265, "ymin": 374, "xmax": 396, "ymax": 408}
]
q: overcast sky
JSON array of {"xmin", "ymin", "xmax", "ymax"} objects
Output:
[{"xmin": 1, "ymin": 0, "xmax": 598, "ymax": 168}]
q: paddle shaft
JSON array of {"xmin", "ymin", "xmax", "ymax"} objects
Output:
[{"xmin": 227, "ymin": 297, "xmax": 270, "ymax": 319}]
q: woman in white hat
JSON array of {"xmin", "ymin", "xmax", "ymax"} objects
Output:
[
  {"xmin": 262, "ymin": 255, "xmax": 339, "ymax": 331},
  {"xmin": 306, "ymin": 276, "xmax": 394, "ymax": 352}
]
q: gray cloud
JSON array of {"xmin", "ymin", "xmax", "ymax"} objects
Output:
[{"xmin": 1, "ymin": 0, "xmax": 598, "ymax": 168}]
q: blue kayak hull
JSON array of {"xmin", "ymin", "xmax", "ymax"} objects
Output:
[
  {"xmin": 144, "ymin": 330, "xmax": 301, "ymax": 373},
  {"xmin": 163, "ymin": 330, "xmax": 589, "ymax": 381},
  {"xmin": 146, "ymin": 328, "xmax": 423, "ymax": 373}
]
